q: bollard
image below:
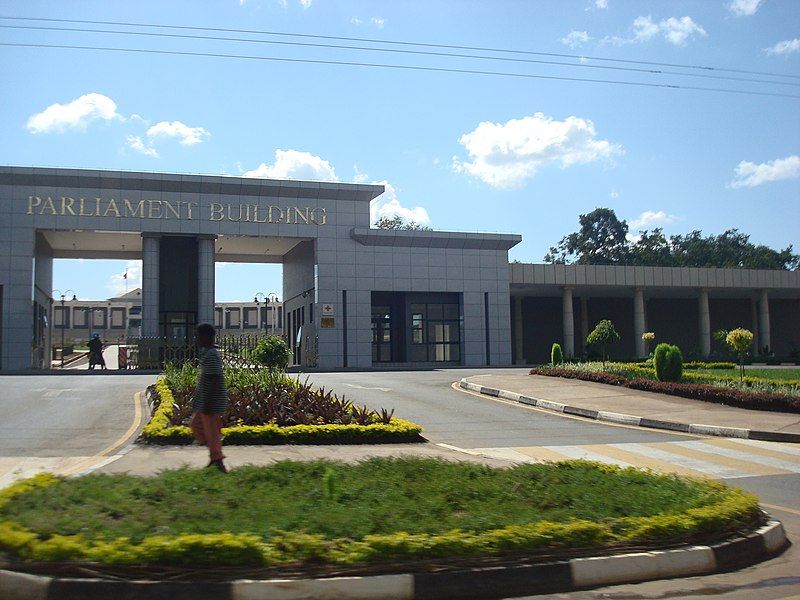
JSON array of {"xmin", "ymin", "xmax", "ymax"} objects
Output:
[{"xmin": 118, "ymin": 346, "xmax": 128, "ymax": 370}]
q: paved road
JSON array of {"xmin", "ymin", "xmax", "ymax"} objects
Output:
[
  {"xmin": 0, "ymin": 373, "xmax": 155, "ymax": 485},
  {"xmin": 1, "ymin": 368, "xmax": 798, "ymax": 597}
]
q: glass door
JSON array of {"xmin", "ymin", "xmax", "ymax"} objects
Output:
[{"xmin": 371, "ymin": 305, "xmax": 393, "ymax": 362}]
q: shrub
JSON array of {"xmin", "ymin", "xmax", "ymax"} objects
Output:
[
  {"xmin": 531, "ymin": 367, "xmax": 627, "ymax": 386},
  {"xmin": 250, "ymin": 335, "xmax": 292, "ymax": 371},
  {"xmin": 551, "ymin": 343, "xmax": 564, "ymax": 365},
  {"xmin": 654, "ymin": 343, "xmax": 683, "ymax": 382},
  {"xmin": 726, "ymin": 328, "xmax": 754, "ymax": 382},
  {"xmin": 586, "ymin": 320, "xmax": 621, "ymax": 367}
]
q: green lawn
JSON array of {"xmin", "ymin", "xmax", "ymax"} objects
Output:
[
  {"xmin": 696, "ymin": 367, "xmax": 800, "ymax": 381},
  {"xmin": 2, "ymin": 459, "xmax": 728, "ymax": 544}
]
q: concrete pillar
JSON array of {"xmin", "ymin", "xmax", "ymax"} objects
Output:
[
  {"xmin": 634, "ymin": 288, "xmax": 646, "ymax": 358},
  {"xmin": 197, "ymin": 236, "xmax": 216, "ymax": 326},
  {"xmin": 562, "ymin": 287, "xmax": 574, "ymax": 359},
  {"xmin": 751, "ymin": 297, "xmax": 759, "ymax": 348},
  {"xmin": 513, "ymin": 296, "xmax": 524, "ymax": 364},
  {"xmin": 580, "ymin": 296, "xmax": 589, "ymax": 353},
  {"xmin": 698, "ymin": 288, "xmax": 711, "ymax": 358},
  {"xmin": 759, "ymin": 289, "xmax": 771, "ymax": 353},
  {"xmin": 141, "ymin": 234, "xmax": 160, "ymax": 337}
]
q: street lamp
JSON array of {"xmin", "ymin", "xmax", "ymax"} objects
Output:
[
  {"xmin": 51, "ymin": 289, "xmax": 76, "ymax": 368},
  {"xmin": 254, "ymin": 292, "xmax": 279, "ymax": 335}
]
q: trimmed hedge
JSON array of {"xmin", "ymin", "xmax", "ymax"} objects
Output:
[
  {"xmin": 531, "ymin": 367, "xmax": 800, "ymax": 413},
  {"xmin": 0, "ymin": 466, "xmax": 762, "ymax": 567},
  {"xmin": 142, "ymin": 379, "xmax": 423, "ymax": 445}
]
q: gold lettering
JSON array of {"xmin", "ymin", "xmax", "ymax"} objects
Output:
[
  {"xmin": 244, "ymin": 204, "xmax": 251, "ymax": 222},
  {"xmin": 148, "ymin": 200, "xmax": 162, "ymax": 219},
  {"xmin": 78, "ymin": 198, "xmax": 92, "ymax": 216},
  {"xmin": 40, "ymin": 197, "xmax": 57, "ymax": 215},
  {"xmin": 209, "ymin": 203, "xmax": 224, "ymax": 221},
  {"xmin": 293, "ymin": 207, "xmax": 309, "ymax": 224},
  {"xmin": 27, "ymin": 196, "xmax": 42, "ymax": 214},
  {"xmin": 60, "ymin": 197, "xmax": 75, "ymax": 216},
  {"xmin": 103, "ymin": 199, "xmax": 121, "ymax": 218},
  {"xmin": 268, "ymin": 206, "xmax": 283, "ymax": 224},
  {"xmin": 185, "ymin": 202, "xmax": 195, "ymax": 220},
  {"xmin": 124, "ymin": 199, "xmax": 144, "ymax": 218},
  {"xmin": 252, "ymin": 204, "xmax": 268, "ymax": 223},
  {"xmin": 226, "ymin": 204, "xmax": 241, "ymax": 222},
  {"xmin": 94, "ymin": 198, "xmax": 101, "ymax": 216},
  {"xmin": 310, "ymin": 207, "xmax": 327, "ymax": 225},
  {"xmin": 285, "ymin": 206, "xmax": 293, "ymax": 224},
  {"xmin": 163, "ymin": 200, "xmax": 180, "ymax": 219}
]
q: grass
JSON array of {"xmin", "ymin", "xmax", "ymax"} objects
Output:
[
  {"xmin": 703, "ymin": 367, "xmax": 800, "ymax": 381},
  {"xmin": 2, "ymin": 459, "xmax": 730, "ymax": 544}
]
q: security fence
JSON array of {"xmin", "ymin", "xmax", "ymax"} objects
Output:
[{"xmin": 117, "ymin": 334, "xmax": 270, "ymax": 370}]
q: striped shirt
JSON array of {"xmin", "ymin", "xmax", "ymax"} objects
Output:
[{"xmin": 193, "ymin": 346, "xmax": 228, "ymax": 414}]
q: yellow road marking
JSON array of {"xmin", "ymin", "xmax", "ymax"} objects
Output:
[
  {"xmin": 646, "ymin": 442, "xmax": 790, "ymax": 477},
  {"xmin": 61, "ymin": 390, "xmax": 144, "ymax": 477},
  {"xmin": 761, "ymin": 502, "xmax": 800, "ymax": 517},
  {"xmin": 450, "ymin": 381, "xmax": 693, "ymax": 438}
]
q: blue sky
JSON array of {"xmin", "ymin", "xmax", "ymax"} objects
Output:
[{"xmin": 1, "ymin": 0, "xmax": 798, "ymax": 301}]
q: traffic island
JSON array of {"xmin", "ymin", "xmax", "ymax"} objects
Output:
[{"xmin": 0, "ymin": 459, "xmax": 789, "ymax": 599}]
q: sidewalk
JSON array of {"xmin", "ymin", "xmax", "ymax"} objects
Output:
[{"xmin": 463, "ymin": 373, "xmax": 800, "ymax": 437}]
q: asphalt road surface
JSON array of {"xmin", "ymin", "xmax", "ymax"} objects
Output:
[{"xmin": 1, "ymin": 367, "xmax": 798, "ymax": 598}]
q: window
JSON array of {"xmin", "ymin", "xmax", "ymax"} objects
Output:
[
  {"xmin": 110, "ymin": 307, "xmax": 126, "ymax": 329},
  {"xmin": 129, "ymin": 305, "xmax": 142, "ymax": 315},
  {"xmin": 243, "ymin": 306, "xmax": 259, "ymax": 329},
  {"xmin": 225, "ymin": 307, "xmax": 241, "ymax": 329},
  {"xmin": 214, "ymin": 307, "xmax": 223, "ymax": 329},
  {"xmin": 54, "ymin": 306, "xmax": 69, "ymax": 329},
  {"xmin": 409, "ymin": 302, "xmax": 460, "ymax": 362},
  {"xmin": 73, "ymin": 307, "xmax": 88, "ymax": 329},
  {"xmin": 92, "ymin": 307, "xmax": 107, "ymax": 329}
]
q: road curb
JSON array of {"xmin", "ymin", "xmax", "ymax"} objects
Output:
[
  {"xmin": 0, "ymin": 521, "xmax": 788, "ymax": 599},
  {"xmin": 459, "ymin": 379, "xmax": 800, "ymax": 443}
]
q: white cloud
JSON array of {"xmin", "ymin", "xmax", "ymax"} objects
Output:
[
  {"xmin": 561, "ymin": 30, "xmax": 591, "ymax": 49},
  {"xmin": 453, "ymin": 112, "xmax": 621, "ymax": 189},
  {"xmin": 728, "ymin": 0, "xmax": 763, "ymax": 17},
  {"xmin": 299, "ymin": 0, "xmax": 312, "ymax": 7},
  {"xmin": 629, "ymin": 210, "xmax": 682, "ymax": 230},
  {"xmin": 243, "ymin": 149, "xmax": 339, "ymax": 181},
  {"xmin": 609, "ymin": 189, "xmax": 619, "ymax": 198},
  {"xmin": 765, "ymin": 38, "xmax": 800, "ymax": 55},
  {"xmin": 352, "ymin": 164, "xmax": 370, "ymax": 183},
  {"xmin": 370, "ymin": 181, "xmax": 430, "ymax": 225},
  {"xmin": 595, "ymin": 0, "xmax": 608, "ymax": 8},
  {"xmin": 729, "ymin": 155, "xmax": 800, "ymax": 188},
  {"xmin": 108, "ymin": 260, "xmax": 142, "ymax": 295},
  {"xmin": 27, "ymin": 93, "xmax": 121, "ymax": 134},
  {"xmin": 604, "ymin": 15, "xmax": 706, "ymax": 46},
  {"xmin": 351, "ymin": 16, "xmax": 386, "ymax": 27},
  {"xmin": 126, "ymin": 135, "xmax": 159, "ymax": 158},
  {"xmin": 146, "ymin": 121, "xmax": 209, "ymax": 146}
]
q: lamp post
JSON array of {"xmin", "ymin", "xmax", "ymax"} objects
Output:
[
  {"xmin": 254, "ymin": 292, "xmax": 279, "ymax": 335},
  {"xmin": 51, "ymin": 289, "xmax": 76, "ymax": 368}
]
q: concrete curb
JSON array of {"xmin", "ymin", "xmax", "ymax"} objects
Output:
[
  {"xmin": 460, "ymin": 379, "xmax": 800, "ymax": 443},
  {"xmin": 0, "ymin": 521, "xmax": 788, "ymax": 599}
]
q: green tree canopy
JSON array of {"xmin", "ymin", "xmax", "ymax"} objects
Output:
[
  {"xmin": 545, "ymin": 209, "xmax": 798, "ymax": 270},
  {"xmin": 374, "ymin": 215, "xmax": 431, "ymax": 230}
]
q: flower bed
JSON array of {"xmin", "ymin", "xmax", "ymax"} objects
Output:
[
  {"xmin": 142, "ymin": 378, "xmax": 423, "ymax": 444},
  {"xmin": 0, "ymin": 460, "xmax": 762, "ymax": 570},
  {"xmin": 531, "ymin": 366, "xmax": 800, "ymax": 413}
]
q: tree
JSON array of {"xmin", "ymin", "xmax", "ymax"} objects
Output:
[
  {"xmin": 725, "ymin": 328, "xmax": 754, "ymax": 382},
  {"xmin": 544, "ymin": 208, "xmax": 630, "ymax": 265},
  {"xmin": 586, "ymin": 319, "xmax": 620, "ymax": 367},
  {"xmin": 545, "ymin": 210, "xmax": 799, "ymax": 270},
  {"xmin": 250, "ymin": 335, "xmax": 292, "ymax": 371},
  {"xmin": 374, "ymin": 215, "xmax": 431, "ymax": 230}
]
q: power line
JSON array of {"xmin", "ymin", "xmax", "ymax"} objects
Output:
[
  {"xmin": 3, "ymin": 41, "xmax": 798, "ymax": 99},
  {"xmin": 1, "ymin": 23, "xmax": 798, "ymax": 88},
  {"xmin": 2, "ymin": 14, "xmax": 798, "ymax": 81}
]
